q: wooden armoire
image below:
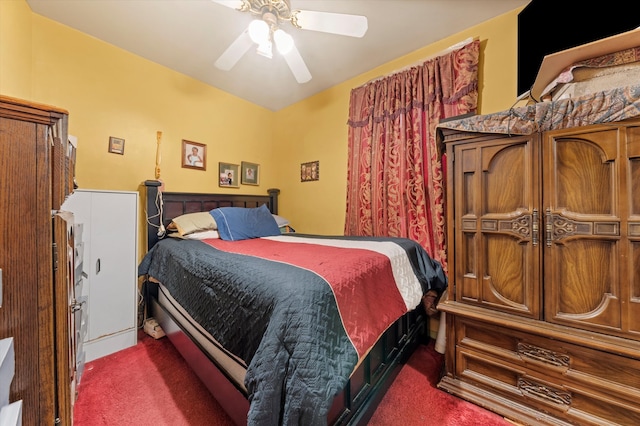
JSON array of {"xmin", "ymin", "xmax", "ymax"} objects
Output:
[
  {"xmin": 0, "ymin": 95, "xmax": 77, "ymax": 425},
  {"xmin": 438, "ymin": 116, "xmax": 640, "ymax": 425}
]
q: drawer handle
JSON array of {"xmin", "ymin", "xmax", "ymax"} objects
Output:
[
  {"xmin": 532, "ymin": 209, "xmax": 539, "ymax": 246},
  {"xmin": 517, "ymin": 343, "xmax": 570, "ymax": 368},
  {"xmin": 518, "ymin": 378, "xmax": 571, "ymax": 406},
  {"xmin": 545, "ymin": 208, "xmax": 553, "ymax": 247}
]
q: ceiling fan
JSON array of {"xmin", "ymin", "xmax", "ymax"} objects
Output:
[{"xmin": 212, "ymin": 0, "xmax": 368, "ymax": 83}]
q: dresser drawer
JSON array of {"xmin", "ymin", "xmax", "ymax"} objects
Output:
[{"xmin": 452, "ymin": 317, "xmax": 640, "ymax": 425}]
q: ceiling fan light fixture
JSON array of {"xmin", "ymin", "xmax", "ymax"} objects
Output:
[
  {"xmin": 248, "ymin": 19, "xmax": 269, "ymax": 44},
  {"xmin": 212, "ymin": 0, "xmax": 367, "ymax": 84},
  {"xmin": 256, "ymin": 39, "xmax": 273, "ymax": 58},
  {"xmin": 274, "ymin": 29, "xmax": 294, "ymax": 54}
]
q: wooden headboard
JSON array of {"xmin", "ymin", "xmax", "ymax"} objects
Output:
[{"xmin": 144, "ymin": 180, "xmax": 280, "ymax": 251}]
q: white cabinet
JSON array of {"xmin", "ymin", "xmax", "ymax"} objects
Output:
[
  {"xmin": 0, "ymin": 338, "xmax": 15, "ymax": 407},
  {"xmin": 62, "ymin": 190, "xmax": 138, "ymax": 361}
]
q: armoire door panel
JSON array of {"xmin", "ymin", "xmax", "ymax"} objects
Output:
[
  {"xmin": 550, "ymin": 131, "xmax": 618, "ymax": 216},
  {"xmin": 550, "ymin": 239, "xmax": 621, "ymax": 329},
  {"xmin": 631, "ymin": 240, "xmax": 640, "ymax": 334},
  {"xmin": 627, "ymin": 129, "xmax": 640, "ymax": 215},
  {"xmin": 629, "ymin": 135, "xmax": 640, "ymax": 218},
  {"xmin": 483, "ymin": 143, "xmax": 529, "ymax": 214},
  {"xmin": 627, "ymin": 125, "xmax": 640, "ymax": 334},
  {"xmin": 555, "ymin": 239, "xmax": 618, "ymax": 311},
  {"xmin": 482, "ymin": 139, "xmax": 538, "ymax": 316},
  {"xmin": 459, "ymin": 230, "xmax": 479, "ymax": 300},
  {"xmin": 463, "ymin": 173, "xmax": 475, "ymax": 215},
  {"xmin": 456, "ymin": 146, "xmax": 479, "ymax": 302},
  {"xmin": 482, "ymin": 233, "xmax": 533, "ymax": 312},
  {"xmin": 544, "ymin": 126, "xmax": 625, "ymax": 334},
  {"xmin": 454, "ymin": 136, "xmax": 540, "ymax": 317}
]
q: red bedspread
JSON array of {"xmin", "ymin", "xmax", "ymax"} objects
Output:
[{"xmin": 203, "ymin": 235, "xmax": 421, "ymax": 358}]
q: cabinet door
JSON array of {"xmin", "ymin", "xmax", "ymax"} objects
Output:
[
  {"xmin": 88, "ymin": 192, "xmax": 137, "ymax": 342},
  {"xmin": 1, "ymin": 114, "xmax": 64, "ymax": 425},
  {"xmin": 52, "ymin": 213, "xmax": 74, "ymax": 425},
  {"xmin": 543, "ymin": 125, "xmax": 628, "ymax": 335},
  {"xmin": 62, "ymin": 190, "xmax": 138, "ymax": 360},
  {"xmin": 629, "ymin": 125, "xmax": 640, "ymax": 334},
  {"xmin": 1, "ymin": 97, "xmax": 71, "ymax": 425},
  {"xmin": 451, "ymin": 134, "xmax": 541, "ymax": 318}
]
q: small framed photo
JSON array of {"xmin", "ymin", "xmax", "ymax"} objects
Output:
[
  {"xmin": 301, "ymin": 161, "xmax": 319, "ymax": 182},
  {"xmin": 241, "ymin": 161, "xmax": 260, "ymax": 185},
  {"xmin": 182, "ymin": 140, "xmax": 206, "ymax": 170},
  {"xmin": 218, "ymin": 162, "xmax": 239, "ymax": 188},
  {"xmin": 108, "ymin": 137, "xmax": 125, "ymax": 155}
]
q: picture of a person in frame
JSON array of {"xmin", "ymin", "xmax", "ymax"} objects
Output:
[
  {"xmin": 187, "ymin": 146, "xmax": 203, "ymax": 167},
  {"xmin": 220, "ymin": 169, "xmax": 234, "ymax": 186}
]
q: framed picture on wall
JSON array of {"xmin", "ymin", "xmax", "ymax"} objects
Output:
[
  {"xmin": 300, "ymin": 161, "xmax": 319, "ymax": 182},
  {"xmin": 218, "ymin": 162, "xmax": 239, "ymax": 188},
  {"xmin": 241, "ymin": 161, "xmax": 259, "ymax": 185},
  {"xmin": 108, "ymin": 136, "xmax": 125, "ymax": 155},
  {"xmin": 182, "ymin": 140, "xmax": 206, "ymax": 170}
]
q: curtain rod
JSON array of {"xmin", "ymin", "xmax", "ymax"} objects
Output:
[{"xmin": 364, "ymin": 37, "xmax": 477, "ymax": 85}]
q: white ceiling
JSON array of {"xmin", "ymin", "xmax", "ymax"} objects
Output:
[{"xmin": 27, "ymin": 0, "xmax": 529, "ymax": 111}]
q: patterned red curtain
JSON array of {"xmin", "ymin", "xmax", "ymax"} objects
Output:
[{"xmin": 344, "ymin": 40, "xmax": 480, "ymax": 270}]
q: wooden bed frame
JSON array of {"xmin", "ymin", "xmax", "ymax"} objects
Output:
[{"xmin": 142, "ymin": 180, "xmax": 428, "ymax": 425}]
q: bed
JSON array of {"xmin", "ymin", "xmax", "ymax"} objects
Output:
[{"xmin": 139, "ymin": 180, "xmax": 447, "ymax": 425}]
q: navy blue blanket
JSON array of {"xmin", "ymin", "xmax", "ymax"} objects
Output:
[{"xmin": 138, "ymin": 234, "xmax": 446, "ymax": 424}]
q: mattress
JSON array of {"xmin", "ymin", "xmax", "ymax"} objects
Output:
[{"xmin": 154, "ymin": 281, "xmax": 248, "ymax": 392}]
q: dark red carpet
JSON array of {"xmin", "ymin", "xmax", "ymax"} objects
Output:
[{"xmin": 74, "ymin": 333, "xmax": 511, "ymax": 425}]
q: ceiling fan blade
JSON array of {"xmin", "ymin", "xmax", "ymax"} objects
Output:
[
  {"xmin": 282, "ymin": 43, "xmax": 311, "ymax": 84},
  {"xmin": 294, "ymin": 10, "xmax": 368, "ymax": 38},
  {"xmin": 214, "ymin": 28, "xmax": 253, "ymax": 70},
  {"xmin": 210, "ymin": 0, "xmax": 244, "ymax": 10}
]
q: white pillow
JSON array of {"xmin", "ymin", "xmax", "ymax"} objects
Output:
[
  {"xmin": 272, "ymin": 214, "xmax": 290, "ymax": 227},
  {"xmin": 168, "ymin": 229, "xmax": 220, "ymax": 240},
  {"xmin": 168, "ymin": 212, "xmax": 217, "ymax": 236},
  {"xmin": 184, "ymin": 230, "xmax": 220, "ymax": 240}
]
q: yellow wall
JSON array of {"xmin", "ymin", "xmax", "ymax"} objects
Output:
[
  {"xmin": 0, "ymin": 0, "xmax": 33, "ymax": 98},
  {"xmin": 1, "ymin": 0, "xmax": 523, "ymax": 241},
  {"xmin": 30, "ymin": 14, "xmax": 276, "ymax": 196}
]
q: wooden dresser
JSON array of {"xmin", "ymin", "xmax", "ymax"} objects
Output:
[
  {"xmin": 438, "ymin": 117, "xmax": 640, "ymax": 425},
  {"xmin": 0, "ymin": 95, "xmax": 77, "ymax": 425}
]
